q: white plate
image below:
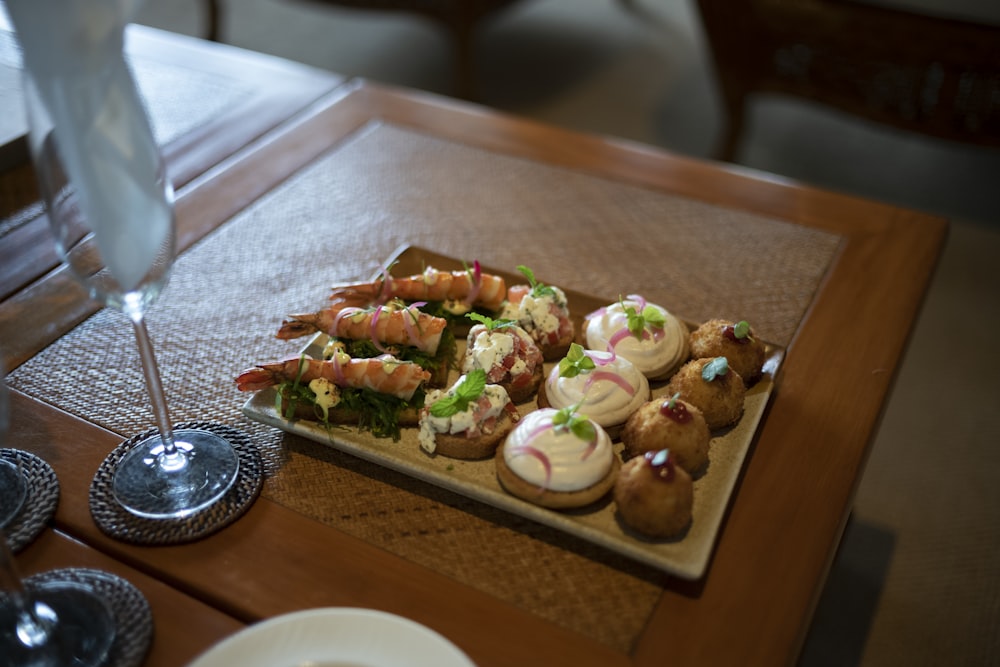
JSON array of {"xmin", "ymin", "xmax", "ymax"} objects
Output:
[{"xmin": 187, "ymin": 607, "xmax": 476, "ymax": 667}]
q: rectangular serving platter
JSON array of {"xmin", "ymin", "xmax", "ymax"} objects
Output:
[{"xmin": 243, "ymin": 245, "xmax": 783, "ymax": 580}]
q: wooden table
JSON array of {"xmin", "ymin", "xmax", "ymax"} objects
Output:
[{"xmin": 1, "ymin": 71, "xmax": 946, "ymax": 666}]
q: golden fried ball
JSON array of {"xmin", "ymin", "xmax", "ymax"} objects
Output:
[
  {"xmin": 664, "ymin": 357, "xmax": 746, "ymax": 430},
  {"xmin": 614, "ymin": 450, "xmax": 693, "ymax": 539},
  {"xmin": 621, "ymin": 397, "xmax": 710, "ymax": 476},
  {"xmin": 689, "ymin": 319, "xmax": 766, "ymax": 385}
]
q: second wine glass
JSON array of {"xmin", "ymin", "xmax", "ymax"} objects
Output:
[{"xmin": 20, "ymin": 48, "xmax": 239, "ymax": 520}]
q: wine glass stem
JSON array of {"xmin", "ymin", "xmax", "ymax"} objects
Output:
[
  {"xmin": 1, "ymin": 530, "xmax": 53, "ymax": 647},
  {"xmin": 131, "ymin": 316, "xmax": 178, "ymax": 457}
]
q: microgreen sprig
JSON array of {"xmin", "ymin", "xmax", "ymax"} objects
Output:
[
  {"xmin": 467, "ymin": 311, "xmax": 517, "ymax": 331},
  {"xmin": 429, "ymin": 369, "xmax": 487, "ymax": 418},
  {"xmin": 558, "ymin": 343, "xmax": 596, "ymax": 378},
  {"xmin": 702, "ymin": 356, "xmax": 730, "ymax": 382},
  {"xmin": 622, "ymin": 296, "xmax": 666, "ymax": 339},
  {"xmin": 665, "ymin": 391, "xmax": 680, "ymax": 410},
  {"xmin": 517, "ymin": 265, "xmax": 557, "ymax": 299},
  {"xmin": 733, "ymin": 320, "xmax": 752, "ymax": 340},
  {"xmin": 552, "ymin": 403, "xmax": 597, "ymax": 443}
]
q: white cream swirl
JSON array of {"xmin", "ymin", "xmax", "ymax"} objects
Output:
[
  {"xmin": 543, "ymin": 353, "xmax": 649, "ymax": 427},
  {"xmin": 584, "ymin": 296, "xmax": 689, "ymax": 379},
  {"xmin": 504, "ymin": 408, "xmax": 613, "ymax": 491}
]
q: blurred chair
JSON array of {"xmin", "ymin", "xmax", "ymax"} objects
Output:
[
  {"xmin": 203, "ymin": 0, "xmax": 525, "ymax": 98},
  {"xmin": 695, "ymin": 0, "xmax": 1000, "ymax": 161}
]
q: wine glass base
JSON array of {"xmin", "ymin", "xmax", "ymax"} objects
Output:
[
  {"xmin": 0, "ymin": 580, "xmax": 116, "ymax": 667},
  {"xmin": 0, "ymin": 459, "xmax": 27, "ymax": 529},
  {"xmin": 112, "ymin": 428, "xmax": 240, "ymax": 520}
]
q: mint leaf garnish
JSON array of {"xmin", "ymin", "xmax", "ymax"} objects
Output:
[
  {"xmin": 622, "ymin": 297, "xmax": 665, "ymax": 339},
  {"xmin": 430, "ymin": 369, "xmax": 487, "ymax": 417},
  {"xmin": 733, "ymin": 320, "xmax": 752, "ymax": 340},
  {"xmin": 552, "ymin": 403, "xmax": 597, "ymax": 443},
  {"xmin": 558, "ymin": 343, "xmax": 596, "ymax": 378}
]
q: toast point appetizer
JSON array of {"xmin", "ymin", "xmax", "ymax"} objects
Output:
[
  {"xmin": 460, "ymin": 312, "xmax": 544, "ymax": 404},
  {"xmin": 417, "ymin": 369, "xmax": 520, "ymax": 459},
  {"xmin": 500, "ymin": 265, "xmax": 575, "ymax": 361}
]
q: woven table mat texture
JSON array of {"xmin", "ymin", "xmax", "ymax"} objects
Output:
[{"xmin": 8, "ymin": 123, "xmax": 841, "ymax": 650}]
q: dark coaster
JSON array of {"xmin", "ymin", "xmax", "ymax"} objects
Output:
[
  {"xmin": 90, "ymin": 422, "xmax": 262, "ymax": 545},
  {"xmin": 0, "ymin": 448, "xmax": 59, "ymax": 553},
  {"xmin": 26, "ymin": 567, "xmax": 153, "ymax": 667}
]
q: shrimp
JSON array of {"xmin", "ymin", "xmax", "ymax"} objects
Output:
[
  {"xmin": 277, "ymin": 302, "xmax": 447, "ymax": 354},
  {"xmin": 235, "ymin": 353, "xmax": 431, "ymax": 401},
  {"xmin": 329, "ymin": 263, "xmax": 507, "ymax": 313}
]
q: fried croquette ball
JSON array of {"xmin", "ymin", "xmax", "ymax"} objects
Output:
[
  {"xmin": 621, "ymin": 395, "xmax": 710, "ymax": 476},
  {"xmin": 614, "ymin": 449, "xmax": 693, "ymax": 539},
  {"xmin": 689, "ymin": 319, "xmax": 766, "ymax": 385},
  {"xmin": 665, "ymin": 357, "xmax": 745, "ymax": 430}
]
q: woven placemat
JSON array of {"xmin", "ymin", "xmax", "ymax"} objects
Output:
[
  {"xmin": 0, "ymin": 448, "xmax": 59, "ymax": 553},
  {"xmin": 90, "ymin": 422, "xmax": 262, "ymax": 545},
  {"xmin": 25, "ymin": 567, "xmax": 153, "ymax": 667},
  {"xmin": 9, "ymin": 123, "xmax": 843, "ymax": 651}
]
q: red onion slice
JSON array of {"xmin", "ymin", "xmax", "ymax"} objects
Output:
[
  {"xmin": 585, "ymin": 370, "xmax": 636, "ymax": 395},
  {"xmin": 331, "ymin": 351, "xmax": 346, "ymax": 386},
  {"xmin": 401, "ymin": 301, "xmax": 427, "ymax": 351},
  {"xmin": 626, "ymin": 294, "xmax": 647, "ymax": 310},
  {"xmin": 333, "ymin": 306, "xmax": 360, "ymax": 335},
  {"xmin": 369, "ymin": 306, "xmax": 388, "ymax": 353},
  {"xmin": 607, "ymin": 326, "xmax": 633, "ymax": 352},
  {"xmin": 374, "ymin": 266, "xmax": 395, "ymax": 304},
  {"xmin": 463, "ymin": 260, "xmax": 483, "ymax": 307},
  {"xmin": 509, "ymin": 444, "xmax": 553, "ymax": 492},
  {"xmin": 585, "ymin": 348, "xmax": 616, "ymax": 366}
]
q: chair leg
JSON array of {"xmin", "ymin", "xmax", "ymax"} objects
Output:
[
  {"xmin": 445, "ymin": 20, "xmax": 477, "ymax": 100},
  {"xmin": 714, "ymin": 84, "xmax": 749, "ymax": 162},
  {"xmin": 205, "ymin": 0, "xmax": 221, "ymax": 42}
]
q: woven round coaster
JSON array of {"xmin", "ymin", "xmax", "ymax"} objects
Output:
[
  {"xmin": 25, "ymin": 567, "xmax": 153, "ymax": 667},
  {"xmin": 0, "ymin": 448, "xmax": 59, "ymax": 554},
  {"xmin": 90, "ymin": 422, "xmax": 262, "ymax": 545}
]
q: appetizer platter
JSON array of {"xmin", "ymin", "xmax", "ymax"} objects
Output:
[{"xmin": 240, "ymin": 245, "xmax": 783, "ymax": 579}]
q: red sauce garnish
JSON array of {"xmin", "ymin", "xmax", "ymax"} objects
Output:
[
  {"xmin": 722, "ymin": 323, "xmax": 751, "ymax": 345},
  {"xmin": 644, "ymin": 450, "xmax": 676, "ymax": 482},
  {"xmin": 659, "ymin": 398, "xmax": 691, "ymax": 424}
]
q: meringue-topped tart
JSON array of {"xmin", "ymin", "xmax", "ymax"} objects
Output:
[
  {"xmin": 538, "ymin": 343, "xmax": 650, "ymax": 437},
  {"xmin": 496, "ymin": 405, "xmax": 619, "ymax": 509},
  {"xmin": 584, "ymin": 294, "xmax": 689, "ymax": 380}
]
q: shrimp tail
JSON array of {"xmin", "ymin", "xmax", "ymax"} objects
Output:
[
  {"xmin": 235, "ymin": 362, "xmax": 288, "ymax": 392},
  {"xmin": 276, "ymin": 316, "xmax": 321, "ymax": 340}
]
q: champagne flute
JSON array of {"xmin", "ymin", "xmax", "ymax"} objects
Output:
[
  {"xmin": 18, "ymin": 39, "xmax": 240, "ymax": 519},
  {"xmin": 1, "ymin": 366, "xmax": 116, "ymax": 665}
]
